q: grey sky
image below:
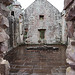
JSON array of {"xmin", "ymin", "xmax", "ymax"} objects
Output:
[{"xmin": 17, "ymin": 0, "xmax": 64, "ymax": 12}]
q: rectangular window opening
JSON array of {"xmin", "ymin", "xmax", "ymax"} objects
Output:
[
  {"xmin": 39, "ymin": 15, "xmax": 44, "ymax": 20},
  {"xmin": 38, "ymin": 29, "xmax": 45, "ymax": 39},
  {"xmin": 11, "ymin": 11, "xmax": 14, "ymax": 16}
]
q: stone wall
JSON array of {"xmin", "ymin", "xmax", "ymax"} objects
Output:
[
  {"xmin": 0, "ymin": 0, "xmax": 13, "ymax": 75},
  {"xmin": 64, "ymin": 0, "xmax": 75, "ymax": 75},
  {"xmin": 7, "ymin": 0, "xmax": 25, "ymax": 49},
  {"xmin": 24, "ymin": 0, "xmax": 62, "ymax": 44}
]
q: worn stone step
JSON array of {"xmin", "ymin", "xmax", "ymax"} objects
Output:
[
  {"xmin": 9, "ymin": 45, "xmax": 66, "ymax": 75},
  {"xmin": 10, "ymin": 69, "xmax": 19, "ymax": 73}
]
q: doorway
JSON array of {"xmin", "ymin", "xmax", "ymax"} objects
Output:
[{"xmin": 38, "ymin": 29, "xmax": 46, "ymax": 39}]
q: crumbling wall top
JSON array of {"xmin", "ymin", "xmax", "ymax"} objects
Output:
[{"xmin": 0, "ymin": 0, "xmax": 13, "ymax": 6}]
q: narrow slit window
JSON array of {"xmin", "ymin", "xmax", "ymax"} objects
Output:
[
  {"xmin": 11, "ymin": 11, "xmax": 14, "ymax": 16},
  {"xmin": 39, "ymin": 15, "xmax": 44, "ymax": 20}
]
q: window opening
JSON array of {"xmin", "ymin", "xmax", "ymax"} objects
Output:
[
  {"xmin": 38, "ymin": 29, "xmax": 45, "ymax": 39},
  {"xmin": 11, "ymin": 11, "xmax": 14, "ymax": 16},
  {"xmin": 39, "ymin": 15, "xmax": 44, "ymax": 20}
]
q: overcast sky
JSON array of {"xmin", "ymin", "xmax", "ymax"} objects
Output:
[{"xmin": 17, "ymin": 0, "xmax": 64, "ymax": 12}]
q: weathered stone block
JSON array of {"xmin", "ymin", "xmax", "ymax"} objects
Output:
[
  {"xmin": 0, "ymin": 3, "xmax": 10, "ymax": 17},
  {"xmin": 73, "ymin": 32, "xmax": 75, "ymax": 38},
  {"xmin": 64, "ymin": 0, "xmax": 74, "ymax": 10},
  {"xmin": 71, "ymin": 41, "xmax": 75, "ymax": 46},
  {"xmin": 66, "ymin": 67, "xmax": 75, "ymax": 75},
  {"xmin": 0, "ymin": 13, "xmax": 9, "ymax": 28},
  {"xmin": 0, "ymin": 28, "xmax": 9, "ymax": 42},
  {"xmin": 67, "ymin": 22, "xmax": 74, "ymax": 38},
  {"xmin": 66, "ymin": 59, "xmax": 75, "ymax": 66},
  {"xmin": 66, "ymin": 6, "xmax": 75, "ymax": 21},
  {"xmin": 1, "ymin": 59, "xmax": 10, "ymax": 68},
  {"xmin": 66, "ymin": 45, "xmax": 75, "ymax": 63},
  {"xmin": 0, "ymin": 58, "xmax": 10, "ymax": 75},
  {"xmin": 0, "ymin": 41, "xmax": 8, "ymax": 53},
  {"xmin": 0, "ymin": 64, "xmax": 5, "ymax": 75}
]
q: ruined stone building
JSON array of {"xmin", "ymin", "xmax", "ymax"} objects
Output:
[
  {"xmin": 24, "ymin": 0, "xmax": 62, "ymax": 44},
  {"xmin": 8, "ymin": 0, "xmax": 25, "ymax": 49},
  {"xmin": 0, "ymin": 0, "xmax": 69, "ymax": 74},
  {"xmin": 0, "ymin": 0, "xmax": 70, "ymax": 74},
  {"xmin": 64, "ymin": 0, "xmax": 75, "ymax": 75}
]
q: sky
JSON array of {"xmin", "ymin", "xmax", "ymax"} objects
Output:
[{"xmin": 17, "ymin": 0, "xmax": 64, "ymax": 12}]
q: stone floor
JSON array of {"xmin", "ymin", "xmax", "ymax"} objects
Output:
[{"xmin": 5, "ymin": 45, "xmax": 67, "ymax": 75}]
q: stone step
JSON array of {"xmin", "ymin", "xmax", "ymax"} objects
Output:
[
  {"xmin": 10, "ymin": 66, "xmax": 66, "ymax": 73},
  {"xmin": 9, "ymin": 45, "xmax": 66, "ymax": 75}
]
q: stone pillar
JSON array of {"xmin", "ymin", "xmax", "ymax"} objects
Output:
[{"xmin": 0, "ymin": 0, "xmax": 13, "ymax": 75}]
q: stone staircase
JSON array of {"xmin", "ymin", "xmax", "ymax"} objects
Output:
[{"xmin": 9, "ymin": 45, "xmax": 67, "ymax": 75}]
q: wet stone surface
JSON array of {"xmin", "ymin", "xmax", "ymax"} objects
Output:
[{"xmin": 6, "ymin": 45, "xmax": 67, "ymax": 75}]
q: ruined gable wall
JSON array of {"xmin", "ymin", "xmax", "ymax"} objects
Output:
[{"xmin": 25, "ymin": 0, "xmax": 62, "ymax": 44}]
